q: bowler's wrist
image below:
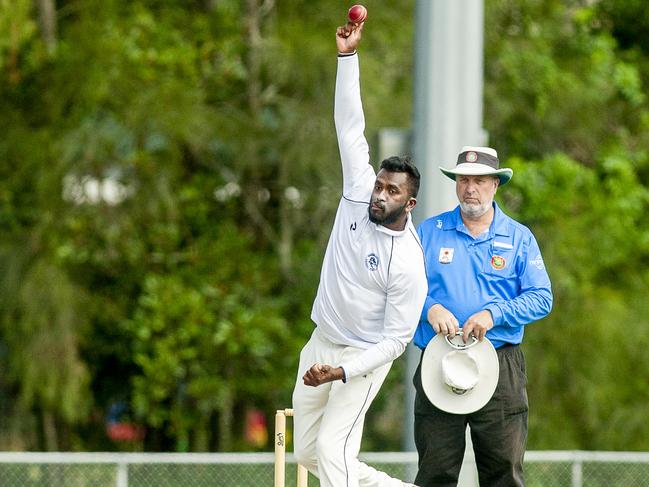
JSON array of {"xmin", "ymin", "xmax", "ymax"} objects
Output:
[{"xmin": 338, "ymin": 367, "xmax": 347, "ymax": 383}]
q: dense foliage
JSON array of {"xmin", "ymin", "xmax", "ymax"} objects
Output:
[{"xmin": 0, "ymin": 0, "xmax": 647, "ymax": 452}]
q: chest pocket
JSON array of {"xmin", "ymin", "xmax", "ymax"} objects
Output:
[{"xmin": 482, "ymin": 247, "xmax": 517, "ymax": 279}]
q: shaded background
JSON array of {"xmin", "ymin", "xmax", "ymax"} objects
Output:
[{"xmin": 0, "ymin": 0, "xmax": 648, "ymax": 453}]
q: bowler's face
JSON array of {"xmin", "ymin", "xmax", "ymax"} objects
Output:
[
  {"xmin": 456, "ymin": 175, "xmax": 499, "ymax": 218},
  {"xmin": 369, "ymin": 170, "xmax": 416, "ymax": 230}
]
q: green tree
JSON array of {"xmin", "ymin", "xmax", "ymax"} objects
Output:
[{"xmin": 2, "ymin": 0, "xmax": 649, "ymax": 453}]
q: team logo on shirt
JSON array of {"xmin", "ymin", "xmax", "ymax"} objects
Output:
[
  {"xmin": 491, "ymin": 255, "xmax": 506, "ymax": 270},
  {"xmin": 365, "ymin": 253, "xmax": 379, "ymax": 271},
  {"xmin": 439, "ymin": 247, "xmax": 454, "ymax": 264}
]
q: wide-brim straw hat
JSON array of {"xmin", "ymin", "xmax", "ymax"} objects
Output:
[
  {"xmin": 439, "ymin": 146, "xmax": 513, "ymax": 185},
  {"xmin": 421, "ymin": 332, "xmax": 500, "ymax": 414}
]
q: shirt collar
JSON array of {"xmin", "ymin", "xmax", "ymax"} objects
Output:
[
  {"xmin": 491, "ymin": 202, "xmax": 511, "ymax": 237},
  {"xmin": 375, "ymin": 211, "xmax": 413, "ymax": 236}
]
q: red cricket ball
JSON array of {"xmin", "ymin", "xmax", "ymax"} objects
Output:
[{"xmin": 348, "ymin": 4, "xmax": 368, "ymax": 24}]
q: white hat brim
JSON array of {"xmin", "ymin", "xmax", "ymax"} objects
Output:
[
  {"xmin": 421, "ymin": 334, "xmax": 499, "ymax": 414},
  {"xmin": 440, "ymin": 164, "xmax": 513, "ymax": 185}
]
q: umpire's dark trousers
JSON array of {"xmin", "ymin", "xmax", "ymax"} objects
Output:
[{"xmin": 413, "ymin": 344, "xmax": 528, "ymax": 487}]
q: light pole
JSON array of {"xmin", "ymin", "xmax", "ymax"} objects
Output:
[{"xmin": 405, "ymin": 1, "xmax": 487, "ymax": 485}]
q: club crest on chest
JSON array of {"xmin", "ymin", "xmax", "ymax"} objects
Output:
[
  {"xmin": 365, "ymin": 253, "xmax": 379, "ymax": 271},
  {"xmin": 491, "ymin": 255, "xmax": 506, "ymax": 270}
]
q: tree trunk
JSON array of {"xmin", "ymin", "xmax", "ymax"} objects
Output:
[
  {"xmin": 244, "ymin": 0, "xmax": 294, "ymax": 276},
  {"xmin": 192, "ymin": 410, "xmax": 210, "ymax": 451},
  {"xmin": 217, "ymin": 390, "xmax": 233, "ymax": 451},
  {"xmin": 37, "ymin": 0, "xmax": 58, "ymax": 54},
  {"xmin": 278, "ymin": 159, "xmax": 294, "ymax": 278},
  {"xmin": 42, "ymin": 410, "xmax": 58, "ymax": 451}
]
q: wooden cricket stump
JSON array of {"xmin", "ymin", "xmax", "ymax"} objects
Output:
[{"xmin": 274, "ymin": 408, "xmax": 308, "ymax": 487}]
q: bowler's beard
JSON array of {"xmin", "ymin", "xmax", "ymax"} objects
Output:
[
  {"xmin": 368, "ymin": 201, "xmax": 407, "ymax": 226},
  {"xmin": 460, "ymin": 200, "xmax": 491, "ymax": 219}
]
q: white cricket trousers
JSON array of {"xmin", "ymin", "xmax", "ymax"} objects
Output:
[{"xmin": 292, "ymin": 327, "xmax": 407, "ymax": 487}]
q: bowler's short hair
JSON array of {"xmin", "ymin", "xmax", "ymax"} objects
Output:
[{"xmin": 379, "ymin": 155, "xmax": 421, "ymax": 198}]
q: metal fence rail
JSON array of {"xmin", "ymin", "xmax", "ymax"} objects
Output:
[{"xmin": 0, "ymin": 451, "xmax": 647, "ymax": 486}]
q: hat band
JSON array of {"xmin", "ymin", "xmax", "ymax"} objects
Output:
[
  {"xmin": 445, "ymin": 333, "xmax": 479, "ymax": 350},
  {"xmin": 450, "ymin": 386, "xmax": 472, "ymax": 395},
  {"xmin": 457, "ymin": 151, "xmax": 500, "ymax": 169}
]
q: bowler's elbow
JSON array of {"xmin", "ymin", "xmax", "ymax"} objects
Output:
[{"xmin": 387, "ymin": 336, "xmax": 407, "ymax": 360}]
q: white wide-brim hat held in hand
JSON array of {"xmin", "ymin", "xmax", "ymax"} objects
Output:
[{"xmin": 421, "ymin": 331, "xmax": 499, "ymax": 414}]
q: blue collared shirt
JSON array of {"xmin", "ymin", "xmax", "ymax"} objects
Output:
[{"xmin": 414, "ymin": 203, "xmax": 553, "ymax": 349}]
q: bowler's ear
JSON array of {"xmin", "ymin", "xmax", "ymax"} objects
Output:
[{"xmin": 405, "ymin": 197, "xmax": 417, "ymax": 213}]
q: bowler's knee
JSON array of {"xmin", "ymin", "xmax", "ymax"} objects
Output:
[
  {"xmin": 315, "ymin": 433, "xmax": 343, "ymax": 466},
  {"xmin": 294, "ymin": 443, "xmax": 317, "ymax": 470}
]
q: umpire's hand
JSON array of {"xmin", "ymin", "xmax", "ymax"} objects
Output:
[
  {"xmin": 427, "ymin": 303, "xmax": 460, "ymax": 337},
  {"xmin": 462, "ymin": 309, "xmax": 494, "ymax": 342}
]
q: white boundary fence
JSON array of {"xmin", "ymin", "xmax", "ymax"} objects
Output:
[{"xmin": 0, "ymin": 451, "xmax": 647, "ymax": 486}]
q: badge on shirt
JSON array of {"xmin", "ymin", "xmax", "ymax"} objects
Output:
[
  {"xmin": 439, "ymin": 247, "xmax": 454, "ymax": 264},
  {"xmin": 491, "ymin": 255, "xmax": 506, "ymax": 270},
  {"xmin": 493, "ymin": 241, "xmax": 513, "ymax": 250},
  {"xmin": 365, "ymin": 253, "xmax": 380, "ymax": 271}
]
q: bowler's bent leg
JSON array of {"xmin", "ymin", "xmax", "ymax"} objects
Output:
[
  {"xmin": 316, "ymin": 361, "xmax": 392, "ymax": 487},
  {"xmin": 292, "ymin": 329, "xmax": 333, "ymax": 476},
  {"xmin": 358, "ymin": 462, "xmax": 415, "ymax": 487}
]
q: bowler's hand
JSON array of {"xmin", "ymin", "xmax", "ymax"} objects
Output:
[
  {"xmin": 336, "ymin": 22, "xmax": 364, "ymax": 54},
  {"xmin": 303, "ymin": 364, "xmax": 345, "ymax": 387},
  {"xmin": 427, "ymin": 304, "xmax": 460, "ymax": 337},
  {"xmin": 462, "ymin": 310, "xmax": 494, "ymax": 342}
]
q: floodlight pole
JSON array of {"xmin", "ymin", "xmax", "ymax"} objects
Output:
[{"xmin": 404, "ymin": 1, "xmax": 487, "ymax": 485}]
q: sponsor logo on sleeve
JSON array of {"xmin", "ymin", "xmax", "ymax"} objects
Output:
[{"xmin": 530, "ymin": 254, "xmax": 545, "ymax": 270}]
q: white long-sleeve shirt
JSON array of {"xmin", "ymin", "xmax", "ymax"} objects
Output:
[{"xmin": 310, "ymin": 53, "xmax": 428, "ymax": 380}]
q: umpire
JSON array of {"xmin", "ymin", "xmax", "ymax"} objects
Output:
[{"xmin": 413, "ymin": 147, "xmax": 553, "ymax": 487}]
